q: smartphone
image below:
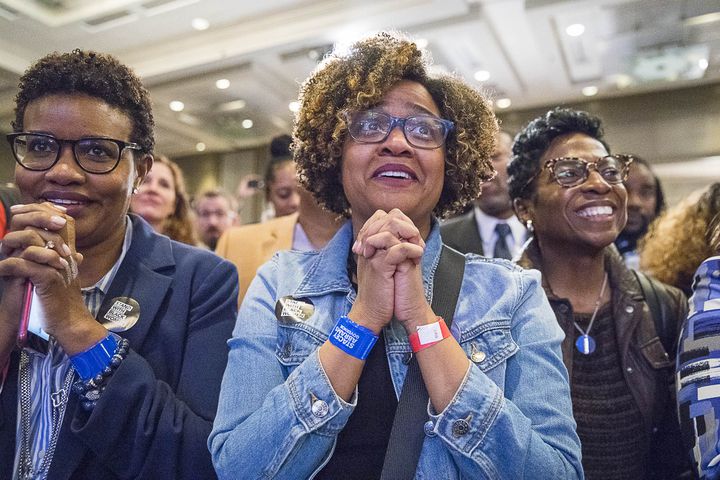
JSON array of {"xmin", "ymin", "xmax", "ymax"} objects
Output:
[{"xmin": 247, "ymin": 179, "xmax": 264, "ymax": 189}]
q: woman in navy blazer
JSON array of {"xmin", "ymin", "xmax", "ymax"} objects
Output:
[{"xmin": 0, "ymin": 50, "xmax": 237, "ymax": 479}]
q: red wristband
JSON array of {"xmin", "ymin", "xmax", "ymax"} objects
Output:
[{"xmin": 409, "ymin": 317, "xmax": 451, "ymax": 353}]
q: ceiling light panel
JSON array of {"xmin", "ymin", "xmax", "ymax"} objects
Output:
[{"xmin": 554, "ymin": 8, "xmax": 603, "ymax": 82}]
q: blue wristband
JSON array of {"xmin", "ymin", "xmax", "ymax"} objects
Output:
[
  {"xmin": 70, "ymin": 334, "xmax": 118, "ymax": 381},
  {"xmin": 328, "ymin": 316, "xmax": 379, "ymax": 360}
]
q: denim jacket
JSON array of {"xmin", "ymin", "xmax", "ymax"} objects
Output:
[{"xmin": 209, "ymin": 220, "xmax": 583, "ymax": 480}]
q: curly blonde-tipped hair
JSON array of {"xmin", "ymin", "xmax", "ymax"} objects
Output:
[
  {"xmin": 639, "ymin": 182, "xmax": 720, "ymax": 294},
  {"xmin": 292, "ymin": 31, "xmax": 498, "ymax": 218}
]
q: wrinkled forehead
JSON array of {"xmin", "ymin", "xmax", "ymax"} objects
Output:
[{"xmin": 541, "ymin": 133, "xmax": 609, "ymax": 162}]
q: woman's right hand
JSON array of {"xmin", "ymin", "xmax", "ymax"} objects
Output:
[
  {"xmin": 349, "ymin": 209, "xmax": 425, "ymax": 334},
  {"xmin": 0, "ymin": 203, "xmax": 78, "ymax": 332}
]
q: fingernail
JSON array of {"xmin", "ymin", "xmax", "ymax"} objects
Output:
[
  {"xmin": 51, "ymin": 204, "xmax": 67, "ymax": 212},
  {"xmin": 10, "ymin": 204, "xmax": 25, "ymax": 211},
  {"xmin": 62, "ymin": 244, "xmax": 71, "ymax": 256},
  {"xmin": 59, "ymin": 257, "xmax": 69, "ymax": 268},
  {"xmin": 352, "ymin": 240, "xmax": 360, "ymax": 252},
  {"xmin": 50, "ymin": 215, "xmax": 67, "ymax": 227}
]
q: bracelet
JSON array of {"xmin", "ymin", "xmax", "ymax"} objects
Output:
[
  {"xmin": 72, "ymin": 336, "xmax": 129, "ymax": 411},
  {"xmin": 409, "ymin": 317, "xmax": 451, "ymax": 353},
  {"xmin": 328, "ymin": 316, "xmax": 378, "ymax": 360},
  {"xmin": 70, "ymin": 334, "xmax": 118, "ymax": 381}
]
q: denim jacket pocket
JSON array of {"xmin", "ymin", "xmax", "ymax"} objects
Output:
[
  {"xmin": 459, "ymin": 318, "xmax": 519, "ymax": 380},
  {"xmin": 275, "ymin": 322, "xmax": 326, "ymax": 366}
]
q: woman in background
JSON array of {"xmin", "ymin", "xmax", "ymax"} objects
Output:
[
  {"xmin": 640, "ymin": 182, "xmax": 720, "ymax": 296},
  {"xmin": 131, "ymin": 153, "xmax": 198, "ymax": 245},
  {"xmin": 262, "ymin": 135, "xmax": 301, "ymax": 219},
  {"xmin": 509, "ymin": 107, "xmax": 689, "ymax": 480}
]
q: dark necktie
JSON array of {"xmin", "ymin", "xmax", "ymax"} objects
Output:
[{"xmin": 493, "ymin": 223, "xmax": 512, "ymax": 260}]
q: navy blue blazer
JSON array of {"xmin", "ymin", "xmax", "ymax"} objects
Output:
[{"xmin": 0, "ymin": 215, "xmax": 238, "ymax": 479}]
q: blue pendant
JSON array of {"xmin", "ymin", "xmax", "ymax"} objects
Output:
[{"xmin": 575, "ymin": 334, "xmax": 596, "ymax": 355}]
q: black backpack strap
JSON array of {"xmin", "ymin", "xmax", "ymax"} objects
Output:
[
  {"xmin": 633, "ymin": 269, "xmax": 674, "ymax": 354},
  {"xmin": 380, "ymin": 245, "xmax": 465, "ymax": 480}
]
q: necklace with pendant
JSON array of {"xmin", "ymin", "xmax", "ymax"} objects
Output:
[{"xmin": 572, "ymin": 272, "xmax": 608, "ymax": 355}]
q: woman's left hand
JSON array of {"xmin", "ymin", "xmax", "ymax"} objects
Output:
[{"xmin": 353, "ymin": 209, "xmax": 434, "ymax": 333}]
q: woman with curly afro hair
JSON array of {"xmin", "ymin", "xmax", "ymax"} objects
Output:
[
  {"xmin": 639, "ymin": 182, "xmax": 720, "ymax": 296},
  {"xmin": 211, "ymin": 32, "xmax": 582, "ymax": 479}
]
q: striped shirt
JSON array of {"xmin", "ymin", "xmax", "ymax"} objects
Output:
[{"xmin": 13, "ymin": 218, "xmax": 133, "ymax": 479}]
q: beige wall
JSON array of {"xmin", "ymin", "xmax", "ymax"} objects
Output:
[{"xmin": 175, "ymin": 145, "xmax": 268, "ymax": 225}]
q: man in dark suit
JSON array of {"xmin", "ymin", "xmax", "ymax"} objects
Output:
[{"xmin": 441, "ymin": 131, "xmax": 526, "ymax": 258}]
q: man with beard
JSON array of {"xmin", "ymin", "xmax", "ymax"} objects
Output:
[
  {"xmin": 194, "ymin": 188, "xmax": 238, "ymax": 250},
  {"xmin": 615, "ymin": 156, "xmax": 665, "ymax": 269},
  {"xmin": 441, "ymin": 130, "xmax": 526, "ymax": 259}
]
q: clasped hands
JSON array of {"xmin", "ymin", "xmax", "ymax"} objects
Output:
[
  {"xmin": 349, "ymin": 209, "xmax": 436, "ymax": 336},
  {"xmin": 0, "ymin": 202, "xmax": 85, "ymax": 340}
]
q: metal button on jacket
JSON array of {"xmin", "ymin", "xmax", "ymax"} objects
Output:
[
  {"xmin": 471, "ymin": 350, "xmax": 486, "ymax": 363},
  {"xmin": 311, "ymin": 399, "xmax": 329, "ymax": 418},
  {"xmin": 452, "ymin": 419, "xmax": 470, "ymax": 437},
  {"xmin": 625, "ymin": 305, "xmax": 634, "ymax": 314},
  {"xmin": 424, "ymin": 420, "xmax": 437, "ymax": 437}
]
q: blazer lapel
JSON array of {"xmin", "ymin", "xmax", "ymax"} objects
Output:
[
  {"xmin": 50, "ymin": 215, "xmax": 175, "ymax": 479},
  {"xmin": 458, "ymin": 211, "xmax": 484, "ymax": 256},
  {"xmin": 0, "ymin": 353, "xmax": 19, "ymax": 475}
]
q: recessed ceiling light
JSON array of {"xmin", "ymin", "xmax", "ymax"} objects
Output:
[
  {"xmin": 169, "ymin": 100, "xmax": 185, "ymax": 112},
  {"xmin": 474, "ymin": 70, "xmax": 490, "ymax": 82},
  {"xmin": 699, "ymin": 58, "xmax": 709, "ymax": 70},
  {"xmin": 415, "ymin": 38, "xmax": 429, "ymax": 49},
  {"xmin": 191, "ymin": 17, "xmax": 209, "ymax": 31},
  {"xmin": 566, "ymin": 23, "xmax": 585, "ymax": 37},
  {"xmin": 196, "ymin": 142, "xmax": 206, "ymax": 152},
  {"xmin": 218, "ymin": 99, "xmax": 246, "ymax": 112},
  {"xmin": 495, "ymin": 98, "xmax": 511, "ymax": 109},
  {"xmin": 242, "ymin": 119, "xmax": 254, "ymax": 129},
  {"xmin": 582, "ymin": 86, "xmax": 598, "ymax": 96},
  {"xmin": 288, "ymin": 101, "xmax": 300, "ymax": 113},
  {"xmin": 215, "ymin": 78, "xmax": 230, "ymax": 89}
]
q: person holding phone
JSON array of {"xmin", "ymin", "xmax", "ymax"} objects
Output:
[
  {"xmin": 0, "ymin": 50, "xmax": 238, "ymax": 479},
  {"xmin": 210, "ymin": 33, "xmax": 581, "ymax": 479}
]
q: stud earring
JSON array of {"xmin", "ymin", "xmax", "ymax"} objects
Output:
[
  {"xmin": 132, "ymin": 186, "xmax": 139, "ymax": 195},
  {"xmin": 525, "ymin": 219, "xmax": 534, "ymax": 234}
]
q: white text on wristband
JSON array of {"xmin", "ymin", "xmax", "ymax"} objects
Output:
[{"xmin": 328, "ymin": 316, "xmax": 378, "ymax": 360}]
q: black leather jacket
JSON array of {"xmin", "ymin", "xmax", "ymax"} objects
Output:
[{"xmin": 520, "ymin": 242, "xmax": 691, "ymax": 480}]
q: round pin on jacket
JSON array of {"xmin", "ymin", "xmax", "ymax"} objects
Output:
[{"xmin": 99, "ymin": 297, "xmax": 140, "ymax": 332}]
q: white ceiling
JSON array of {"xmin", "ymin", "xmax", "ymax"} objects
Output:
[{"xmin": 0, "ymin": 0, "xmax": 719, "ymax": 158}]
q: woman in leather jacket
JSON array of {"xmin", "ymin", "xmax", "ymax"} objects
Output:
[{"xmin": 508, "ymin": 107, "xmax": 690, "ymax": 480}]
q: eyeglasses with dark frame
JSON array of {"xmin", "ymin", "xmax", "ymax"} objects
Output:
[
  {"xmin": 7, "ymin": 132, "xmax": 142, "ymax": 174},
  {"xmin": 344, "ymin": 110, "xmax": 454, "ymax": 150},
  {"xmin": 523, "ymin": 154, "xmax": 634, "ymax": 191}
]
